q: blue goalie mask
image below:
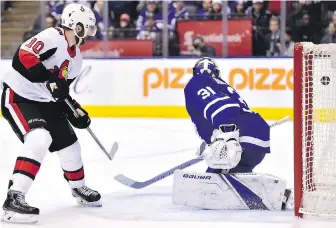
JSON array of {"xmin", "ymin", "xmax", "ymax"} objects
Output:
[{"xmin": 192, "ymin": 57, "xmax": 220, "ymax": 78}]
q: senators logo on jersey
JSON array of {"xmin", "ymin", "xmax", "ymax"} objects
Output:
[
  {"xmin": 62, "ymin": 66, "xmax": 69, "ymax": 80},
  {"xmin": 59, "ymin": 60, "xmax": 70, "ymax": 80}
]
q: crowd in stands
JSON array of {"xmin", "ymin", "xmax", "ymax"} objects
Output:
[{"xmin": 4, "ymin": 1, "xmax": 336, "ymax": 56}]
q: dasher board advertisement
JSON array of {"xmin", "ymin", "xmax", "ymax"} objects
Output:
[{"xmin": 0, "ymin": 58, "xmax": 293, "ymax": 120}]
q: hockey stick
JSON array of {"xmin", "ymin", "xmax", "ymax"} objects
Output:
[
  {"xmin": 65, "ymin": 99, "xmax": 118, "ymax": 160},
  {"xmin": 114, "ymin": 116, "xmax": 291, "ymax": 189}
]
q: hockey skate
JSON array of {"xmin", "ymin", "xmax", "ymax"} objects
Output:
[
  {"xmin": 282, "ymin": 188, "xmax": 294, "ymax": 210},
  {"xmin": 1, "ymin": 190, "xmax": 39, "ymax": 224},
  {"xmin": 72, "ymin": 186, "xmax": 102, "ymax": 207}
]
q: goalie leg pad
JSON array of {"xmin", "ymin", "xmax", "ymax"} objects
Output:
[{"xmin": 173, "ymin": 170, "xmax": 286, "ymax": 211}]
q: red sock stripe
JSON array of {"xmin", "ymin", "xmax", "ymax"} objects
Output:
[
  {"xmin": 9, "ymin": 89, "xmax": 30, "ymax": 132},
  {"xmin": 64, "ymin": 167, "xmax": 84, "ymax": 181},
  {"xmin": 14, "ymin": 158, "xmax": 40, "ymax": 178}
]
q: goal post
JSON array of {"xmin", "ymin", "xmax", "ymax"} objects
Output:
[
  {"xmin": 294, "ymin": 42, "xmax": 303, "ymax": 217},
  {"xmin": 294, "ymin": 42, "xmax": 336, "ymax": 218}
]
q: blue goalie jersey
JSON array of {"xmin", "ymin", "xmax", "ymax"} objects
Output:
[{"xmin": 184, "ymin": 60, "xmax": 271, "ymax": 166}]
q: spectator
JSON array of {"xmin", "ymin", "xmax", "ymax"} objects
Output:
[
  {"xmin": 93, "ymin": 0, "xmax": 105, "ymax": 40},
  {"xmin": 321, "ymin": 23, "xmax": 336, "ymax": 44},
  {"xmin": 247, "ymin": 0, "xmax": 269, "ymax": 56},
  {"xmin": 24, "ymin": 14, "xmax": 56, "ymax": 42},
  {"xmin": 290, "ymin": 0, "xmax": 321, "ymax": 29},
  {"xmin": 324, "ymin": 10, "xmax": 336, "ymax": 35},
  {"xmin": 283, "ymin": 28, "xmax": 295, "ymax": 57},
  {"xmin": 210, "ymin": 0, "xmax": 229, "ymax": 20},
  {"xmin": 136, "ymin": 1, "xmax": 162, "ymax": 31},
  {"xmin": 32, "ymin": 3, "xmax": 54, "ymax": 31},
  {"xmin": 108, "ymin": 1, "xmax": 136, "ymax": 27},
  {"xmin": 188, "ymin": 35, "xmax": 216, "ymax": 57},
  {"xmin": 45, "ymin": 14, "xmax": 57, "ymax": 28},
  {"xmin": 231, "ymin": 1, "xmax": 247, "ymax": 18},
  {"xmin": 136, "ymin": 0, "xmax": 147, "ymax": 13},
  {"xmin": 294, "ymin": 13, "xmax": 317, "ymax": 43},
  {"xmin": 32, "ymin": 13, "xmax": 56, "ymax": 31},
  {"xmin": 50, "ymin": 1, "xmax": 65, "ymax": 25},
  {"xmin": 266, "ymin": 16, "xmax": 280, "ymax": 56},
  {"xmin": 331, "ymin": 10, "xmax": 336, "ymax": 25},
  {"xmin": 168, "ymin": 0, "xmax": 189, "ymax": 30},
  {"xmin": 246, "ymin": 0, "xmax": 269, "ymax": 29},
  {"xmin": 137, "ymin": 15, "xmax": 160, "ymax": 40},
  {"xmin": 111, "ymin": 13, "xmax": 136, "ymax": 39},
  {"xmin": 196, "ymin": 0, "xmax": 212, "ymax": 20}
]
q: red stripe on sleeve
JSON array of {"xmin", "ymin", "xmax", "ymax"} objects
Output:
[
  {"xmin": 14, "ymin": 160, "xmax": 40, "ymax": 177},
  {"xmin": 19, "ymin": 49, "xmax": 40, "ymax": 69},
  {"xmin": 9, "ymin": 89, "xmax": 30, "ymax": 132}
]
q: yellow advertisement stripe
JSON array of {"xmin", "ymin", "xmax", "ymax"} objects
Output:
[
  {"xmin": 0, "ymin": 106, "xmax": 294, "ymax": 120},
  {"xmin": 84, "ymin": 106, "xmax": 295, "ymax": 121},
  {"xmin": 79, "ymin": 106, "xmax": 294, "ymax": 120},
  {"xmin": 83, "ymin": 106, "xmax": 190, "ymax": 118}
]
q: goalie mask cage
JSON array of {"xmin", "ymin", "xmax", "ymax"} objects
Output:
[{"xmin": 294, "ymin": 42, "xmax": 336, "ymax": 218}]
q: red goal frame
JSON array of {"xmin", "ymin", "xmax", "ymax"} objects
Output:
[
  {"xmin": 294, "ymin": 43, "xmax": 303, "ymax": 217},
  {"xmin": 294, "ymin": 42, "xmax": 315, "ymax": 218}
]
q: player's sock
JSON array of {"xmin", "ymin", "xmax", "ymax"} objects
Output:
[
  {"xmin": 10, "ymin": 129, "xmax": 52, "ymax": 193},
  {"xmin": 58, "ymin": 142, "xmax": 85, "ymax": 188},
  {"xmin": 57, "ymin": 142, "xmax": 101, "ymax": 206},
  {"xmin": 1, "ymin": 190, "xmax": 39, "ymax": 223},
  {"xmin": 71, "ymin": 186, "xmax": 102, "ymax": 207}
]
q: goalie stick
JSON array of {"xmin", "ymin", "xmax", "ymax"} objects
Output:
[
  {"xmin": 114, "ymin": 116, "xmax": 291, "ymax": 189},
  {"xmin": 65, "ymin": 99, "xmax": 118, "ymax": 160}
]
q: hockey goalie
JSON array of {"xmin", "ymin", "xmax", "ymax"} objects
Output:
[
  {"xmin": 173, "ymin": 57, "xmax": 293, "ymax": 211},
  {"xmin": 0, "ymin": 3, "xmax": 101, "ymax": 224}
]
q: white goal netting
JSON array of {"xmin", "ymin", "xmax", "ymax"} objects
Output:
[{"xmin": 297, "ymin": 42, "xmax": 336, "ymax": 217}]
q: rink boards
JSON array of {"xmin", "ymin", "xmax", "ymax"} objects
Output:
[{"xmin": 0, "ymin": 58, "xmax": 293, "ymax": 120}]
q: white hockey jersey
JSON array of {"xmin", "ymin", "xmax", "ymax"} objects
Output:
[{"xmin": 1, "ymin": 27, "xmax": 83, "ymax": 102}]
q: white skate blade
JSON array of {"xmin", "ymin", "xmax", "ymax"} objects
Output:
[
  {"xmin": 75, "ymin": 197, "xmax": 102, "ymax": 207},
  {"xmin": 1, "ymin": 210, "xmax": 38, "ymax": 224}
]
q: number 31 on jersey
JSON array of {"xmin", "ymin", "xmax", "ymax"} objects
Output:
[{"xmin": 197, "ymin": 87, "xmax": 216, "ymax": 99}]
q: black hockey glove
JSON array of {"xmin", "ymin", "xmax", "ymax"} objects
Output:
[
  {"xmin": 46, "ymin": 66, "xmax": 69, "ymax": 101},
  {"xmin": 64, "ymin": 97, "xmax": 91, "ymax": 129}
]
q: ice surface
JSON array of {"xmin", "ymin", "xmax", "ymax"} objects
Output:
[{"xmin": 0, "ymin": 118, "xmax": 335, "ymax": 228}]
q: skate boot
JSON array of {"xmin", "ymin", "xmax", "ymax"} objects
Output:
[
  {"xmin": 282, "ymin": 188, "xmax": 294, "ymax": 210},
  {"xmin": 1, "ymin": 190, "xmax": 39, "ymax": 223},
  {"xmin": 72, "ymin": 186, "xmax": 102, "ymax": 207}
]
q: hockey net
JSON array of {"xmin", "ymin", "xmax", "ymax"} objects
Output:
[{"xmin": 294, "ymin": 42, "xmax": 336, "ymax": 217}]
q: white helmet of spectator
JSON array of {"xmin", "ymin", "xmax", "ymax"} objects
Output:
[{"xmin": 61, "ymin": 3, "xmax": 97, "ymax": 39}]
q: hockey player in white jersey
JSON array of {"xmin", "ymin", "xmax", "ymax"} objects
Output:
[{"xmin": 1, "ymin": 4, "xmax": 100, "ymax": 223}]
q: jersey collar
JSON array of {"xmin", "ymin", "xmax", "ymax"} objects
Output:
[{"xmin": 63, "ymin": 30, "xmax": 77, "ymax": 58}]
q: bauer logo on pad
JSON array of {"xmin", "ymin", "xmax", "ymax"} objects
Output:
[{"xmin": 183, "ymin": 174, "xmax": 211, "ymax": 180}]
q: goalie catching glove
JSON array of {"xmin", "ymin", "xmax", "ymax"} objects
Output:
[
  {"xmin": 199, "ymin": 124, "xmax": 243, "ymax": 170},
  {"xmin": 63, "ymin": 97, "xmax": 91, "ymax": 129}
]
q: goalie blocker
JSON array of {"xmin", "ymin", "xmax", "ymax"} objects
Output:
[{"xmin": 173, "ymin": 170, "xmax": 294, "ymax": 211}]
